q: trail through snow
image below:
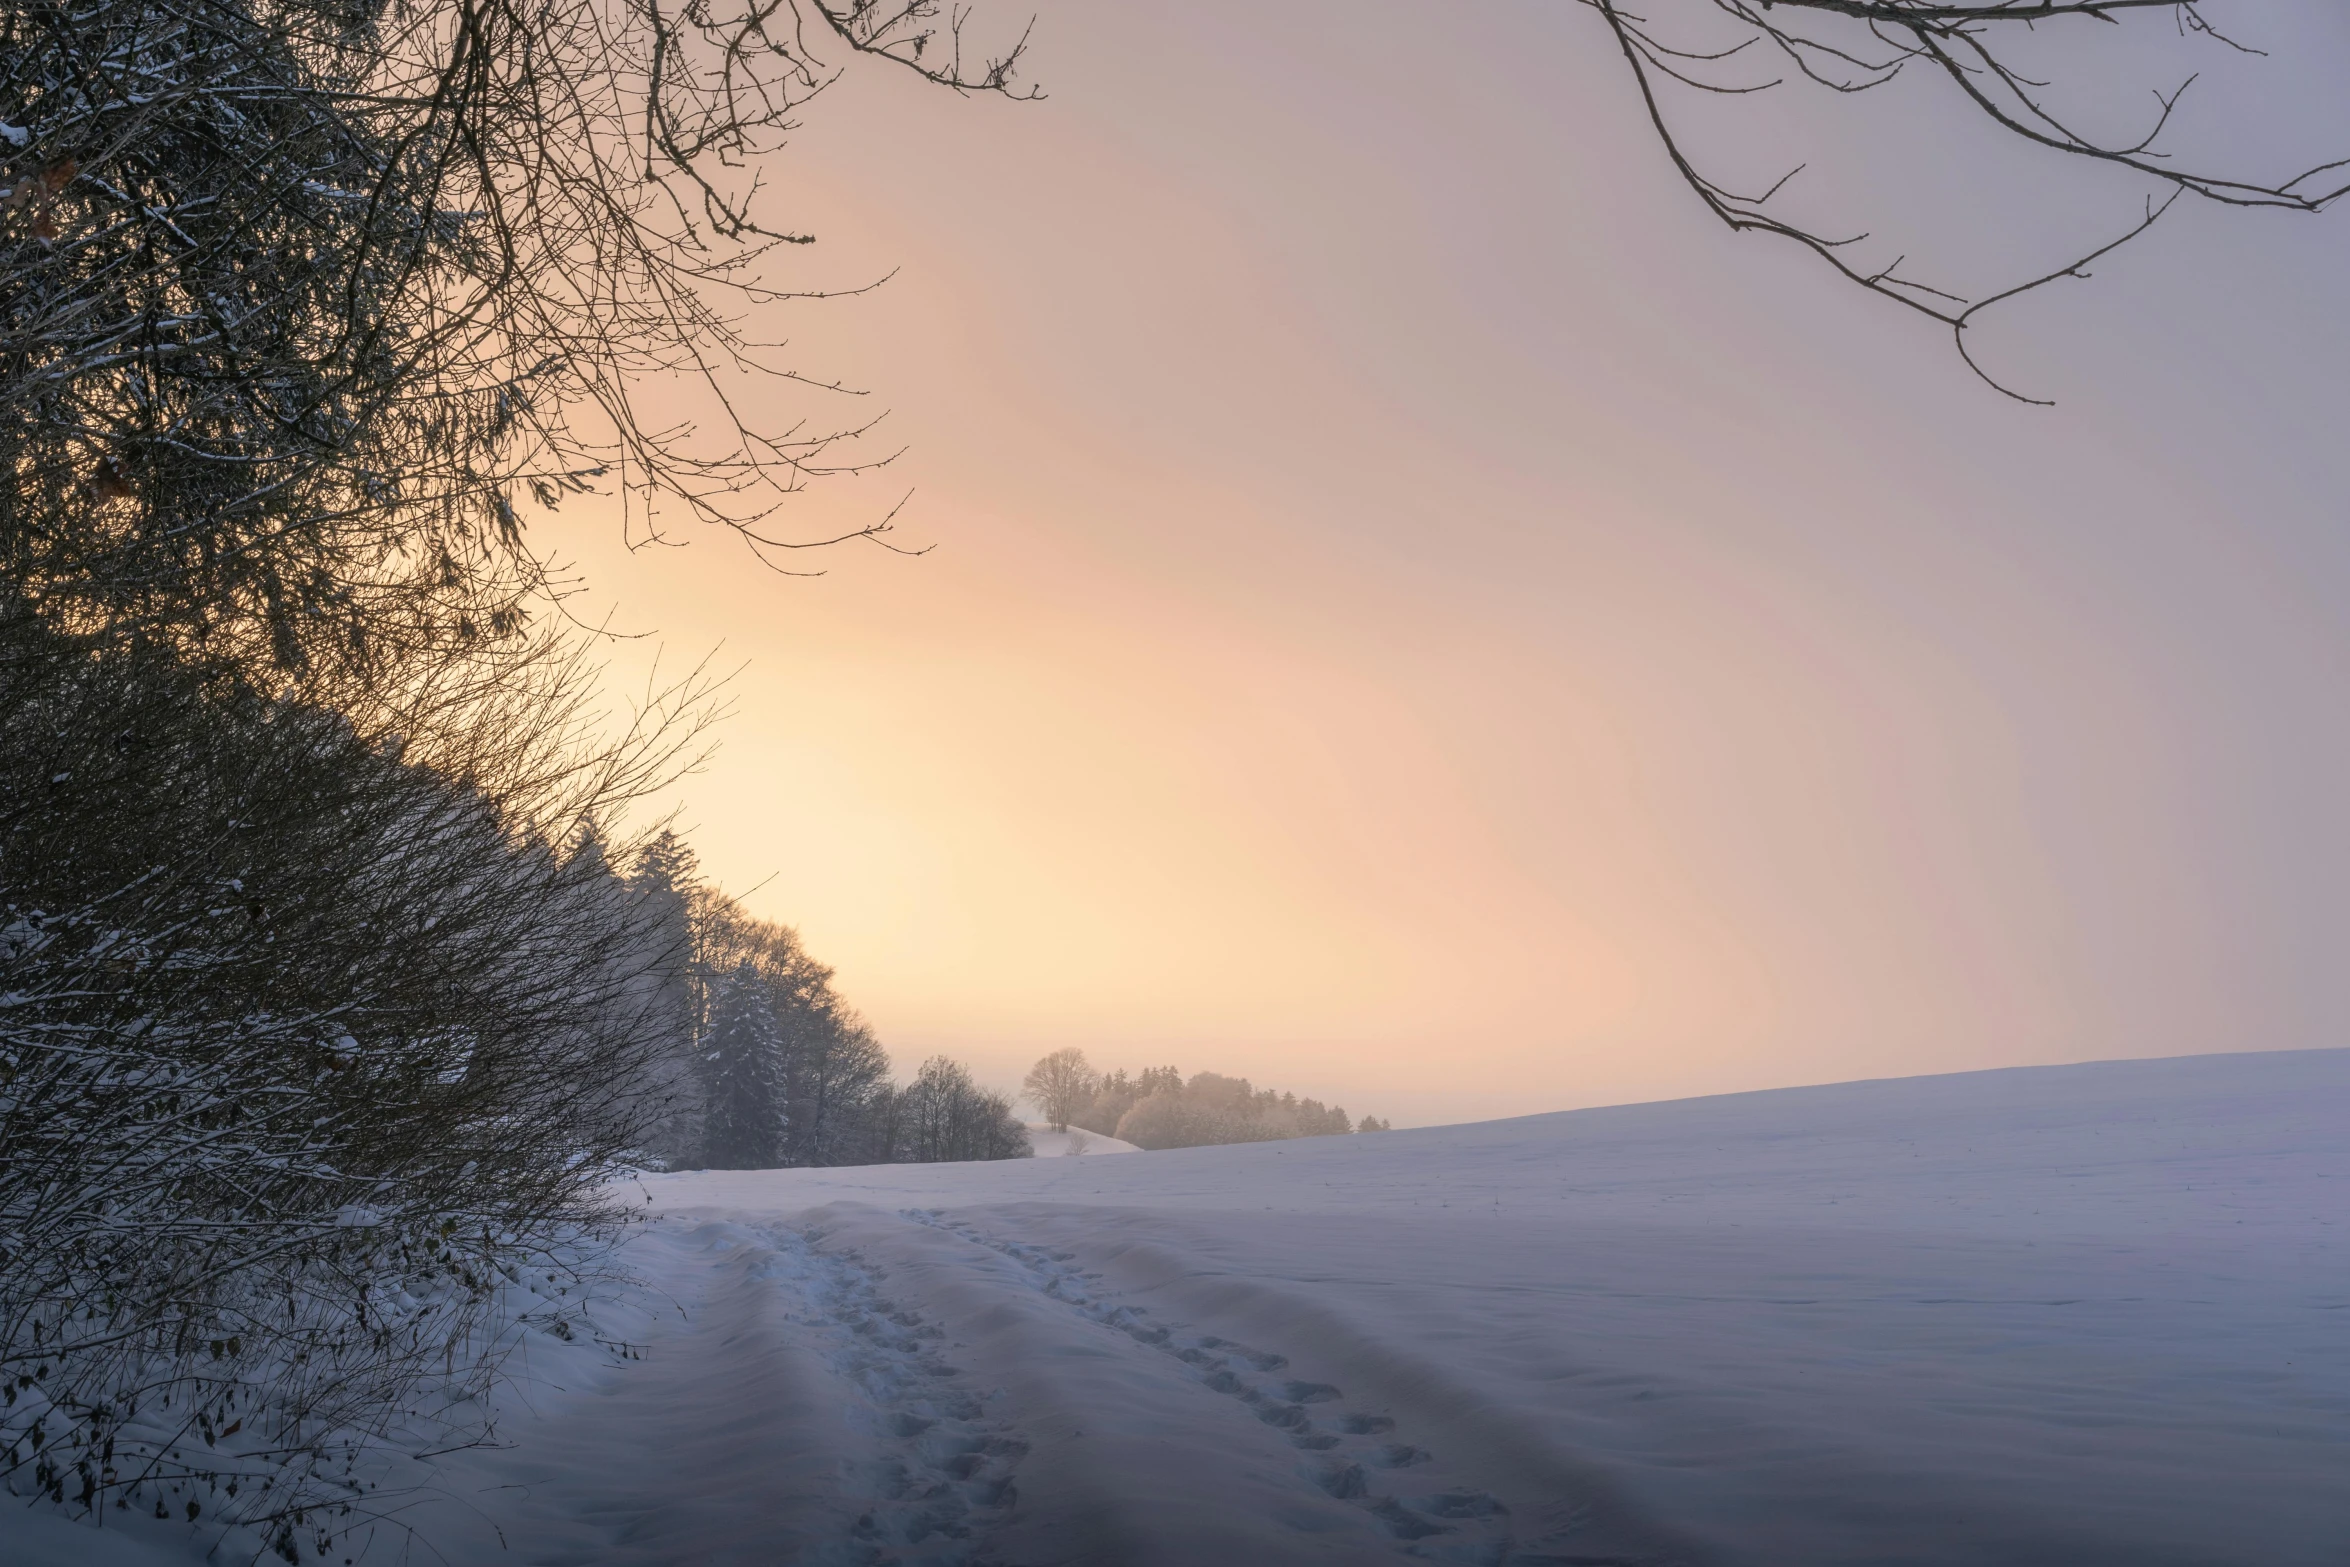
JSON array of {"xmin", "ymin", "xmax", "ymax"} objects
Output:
[{"xmin": 8, "ymin": 1049, "xmax": 2345, "ymax": 1566}]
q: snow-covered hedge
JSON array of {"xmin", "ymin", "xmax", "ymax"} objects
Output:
[{"xmin": 0, "ymin": 629, "xmax": 669, "ymax": 1554}]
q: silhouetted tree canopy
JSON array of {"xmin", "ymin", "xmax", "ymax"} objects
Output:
[{"xmin": 2, "ymin": 0, "xmax": 1030, "ymax": 683}]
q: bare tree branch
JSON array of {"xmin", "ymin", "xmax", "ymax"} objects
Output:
[{"xmin": 1585, "ymin": 0, "xmax": 2347, "ymax": 396}]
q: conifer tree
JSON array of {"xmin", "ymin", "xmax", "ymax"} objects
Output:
[
  {"xmin": 702, "ymin": 963, "xmax": 788, "ymax": 1169},
  {"xmin": 627, "ymin": 830, "xmax": 705, "ymax": 1164}
]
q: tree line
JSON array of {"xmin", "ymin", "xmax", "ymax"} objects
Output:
[
  {"xmin": 632, "ymin": 832, "xmax": 1028, "ymax": 1172},
  {"xmin": 0, "ymin": 0, "xmax": 1024, "ymax": 1553},
  {"xmin": 1023, "ymin": 1049, "xmax": 1392, "ymax": 1150},
  {"xmin": 0, "ymin": 646, "xmax": 1021, "ymax": 1550}
]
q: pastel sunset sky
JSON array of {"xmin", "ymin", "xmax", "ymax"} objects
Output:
[{"xmin": 556, "ymin": 1, "xmax": 2350, "ymax": 1126}]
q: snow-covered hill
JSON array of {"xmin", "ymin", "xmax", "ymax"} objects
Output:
[
  {"xmin": 1024, "ymin": 1123, "xmax": 1143, "ymax": 1156},
  {"xmin": 11, "ymin": 1049, "xmax": 2344, "ymax": 1566}
]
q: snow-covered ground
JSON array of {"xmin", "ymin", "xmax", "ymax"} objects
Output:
[
  {"xmin": 10, "ymin": 1048, "xmax": 2345, "ymax": 1566},
  {"xmin": 1025, "ymin": 1124, "xmax": 1143, "ymax": 1157}
]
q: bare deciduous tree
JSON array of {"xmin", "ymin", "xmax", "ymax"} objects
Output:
[
  {"xmin": 2, "ymin": 0, "xmax": 1031, "ymax": 685},
  {"xmin": 1023, "ymin": 1046, "xmax": 1098, "ymax": 1132},
  {"xmin": 894, "ymin": 1057, "xmax": 1031, "ymax": 1163}
]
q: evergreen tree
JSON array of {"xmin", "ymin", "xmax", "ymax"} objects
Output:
[
  {"xmin": 632, "ymin": 829, "xmax": 700, "ymax": 899},
  {"xmin": 626, "ymin": 831, "xmax": 704, "ymax": 1165},
  {"xmin": 702, "ymin": 963, "xmax": 787, "ymax": 1169},
  {"xmin": 1069, "ymin": 1067, "xmax": 1139, "ymax": 1137}
]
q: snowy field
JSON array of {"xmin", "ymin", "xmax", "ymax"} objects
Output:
[
  {"xmin": 1024, "ymin": 1126, "xmax": 1143, "ymax": 1158},
  {"xmin": 9, "ymin": 1048, "xmax": 2345, "ymax": 1567}
]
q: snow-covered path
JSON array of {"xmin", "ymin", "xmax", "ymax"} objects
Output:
[
  {"xmin": 410, "ymin": 1049, "xmax": 2349, "ymax": 1567},
  {"xmin": 388, "ymin": 1218, "xmax": 1028, "ymax": 1566},
  {"xmin": 14, "ymin": 1049, "xmax": 2343, "ymax": 1566},
  {"xmin": 413, "ymin": 1205, "xmax": 1689, "ymax": 1566}
]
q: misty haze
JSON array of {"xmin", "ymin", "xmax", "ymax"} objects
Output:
[{"xmin": 4, "ymin": 3, "xmax": 2346, "ymax": 1566}]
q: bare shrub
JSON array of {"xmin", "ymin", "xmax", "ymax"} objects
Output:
[
  {"xmin": 0, "ymin": 610, "xmax": 704, "ymax": 1538},
  {"xmin": 1, "ymin": 0, "xmax": 1022, "ymax": 1538}
]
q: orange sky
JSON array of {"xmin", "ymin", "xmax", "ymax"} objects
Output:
[{"xmin": 555, "ymin": 1, "xmax": 2350, "ymax": 1125}]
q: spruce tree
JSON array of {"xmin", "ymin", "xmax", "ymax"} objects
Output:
[
  {"xmin": 702, "ymin": 964, "xmax": 787, "ymax": 1169},
  {"xmin": 620, "ymin": 833, "xmax": 705, "ymax": 1165}
]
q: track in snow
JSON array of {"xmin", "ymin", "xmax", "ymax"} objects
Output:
[
  {"xmin": 727, "ymin": 1220, "xmax": 1029, "ymax": 1567},
  {"xmin": 58, "ymin": 1051, "xmax": 2333, "ymax": 1567},
  {"xmin": 905, "ymin": 1210, "xmax": 1650, "ymax": 1566}
]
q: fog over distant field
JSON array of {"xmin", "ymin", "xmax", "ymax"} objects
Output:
[{"xmin": 563, "ymin": 1, "xmax": 2350, "ymax": 1124}]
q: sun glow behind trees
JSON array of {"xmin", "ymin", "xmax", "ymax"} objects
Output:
[{"xmin": 573, "ymin": 0, "xmax": 2350, "ymax": 1126}]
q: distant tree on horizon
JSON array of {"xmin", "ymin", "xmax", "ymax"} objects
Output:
[
  {"xmin": 894, "ymin": 1058, "xmax": 1033, "ymax": 1163},
  {"xmin": 1023, "ymin": 1048, "xmax": 1101, "ymax": 1131},
  {"xmin": 1065, "ymin": 1062, "xmax": 1361, "ymax": 1150}
]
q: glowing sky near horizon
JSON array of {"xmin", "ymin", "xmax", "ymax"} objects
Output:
[{"xmin": 557, "ymin": 1, "xmax": 2350, "ymax": 1125}]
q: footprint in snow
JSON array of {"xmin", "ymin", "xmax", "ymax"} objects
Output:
[
  {"xmin": 903, "ymin": 1211, "xmax": 1543, "ymax": 1564},
  {"xmin": 743, "ymin": 1223, "xmax": 1026, "ymax": 1566}
]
